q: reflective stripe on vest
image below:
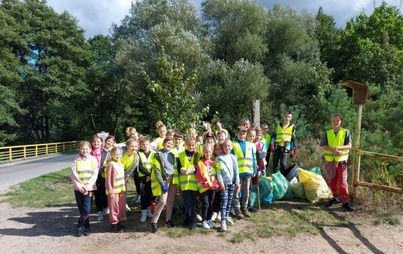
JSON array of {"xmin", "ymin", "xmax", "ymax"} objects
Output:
[
  {"xmin": 105, "ymin": 161, "xmax": 125, "ymax": 195},
  {"xmin": 275, "ymin": 124, "xmax": 294, "ymax": 143},
  {"xmin": 151, "ymin": 156, "xmax": 162, "ymax": 196},
  {"xmin": 138, "ymin": 152, "xmax": 154, "ymax": 177},
  {"xmin": 232, "ymin": 141, "xmax": 254, "ymax": 174},
  {"xmin": 76, "ymin": 159, "xmax": 96, "ymax": 185},
  {"xmin": 177, "ymin": 151, "xmax": 198, "ymax": 191},
  {"xmin": 324, "ymin": 128, "xmax": 349, "ymax": 162}
]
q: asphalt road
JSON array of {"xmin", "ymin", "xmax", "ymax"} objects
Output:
[{"xmin": 0, "ymin": 153, "xmax": 78, "ymax": 192}]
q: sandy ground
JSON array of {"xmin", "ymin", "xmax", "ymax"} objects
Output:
[{"xmin": 0, "ymin": 201, "xmax": 402, "ymax": 254}]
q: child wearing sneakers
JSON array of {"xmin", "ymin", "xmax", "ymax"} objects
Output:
[
  {"xmin": 105, "ymin": 147, "xmax": 126, "ymax": 232},
  {"xmin": 232, "ymin": 126, "xmax": 257, "ymax": 219},
  {"xmin": 138, "ymin": 137, "xmax": 155, "ymax": 222},
  {"xmin": 150, "ymin": 137, "xmax": 175, "ymax": 232},
  {"xmin": 215, "ymin": 138, "xmax": 239, "ymax": 232},
  {"xmin": 70, "ymin": 141, "xmax": 99, "ymax": 237},
  {"xmin": 196, "ymin": 144, "xmax": 219, "ymax": 229}
]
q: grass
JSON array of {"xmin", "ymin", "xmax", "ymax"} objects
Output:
[
  {"xmin": 1, "ymin": 167, "xmax": 401, "ymax": 244},
  {"xmin": 0, "ymin": 168, "xmax": 74, "ymax": 207}
]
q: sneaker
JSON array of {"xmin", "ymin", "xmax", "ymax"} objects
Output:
[
  {"xmin": 202, "ymin": 220, "xmax": 210, "ymax": 229},
  {"xmin": 140, "ymin": 210, "xmax": 148, "ymax": 223},
  {"xmin": 151, "ymin": 222, "xmax": 158, "ymax": 233},
  {"xmin": 112, "ymin": 223, "xmax": 124, "ymax": 233},
  {"xmin": 207, "ymin": 220, "xmax": 215, "ymax": 228},
  {"xmin": 211, "ymin": 212, "xmax": 218, "ymax": 222},
  {"xmin": 220, "ymin": 220, "xmax": 227, "ymax": 232},
  {"xmin": 242, "ymin": 209, "xmax": 251, "ymax": 218},
  {"xmin": 104, "ymin": 207, "xmax": 109, "ymax": 215},
  {"xmin": 165, "ymin": 220, "xmax": 175, "ymax": 228},
  {"xmin": 83, "ymin": 227, "xmax": 91, "ymax": 236},
  {"xmin": 196, "ymin": 214, "xmax": 203, "ymax": 222},
  {"xmin": 97, "ymin": 211, "xmax": 104, "ymax": 221},
  {"xmin": 342, "ymin": 202, "xmax": 356, "ymax": 212},
  {"xmin": 76, "ymin": 227, "xmax": 84, "ymax": 237},
  {"xmin": 217, "ymin": 212, "xmax": 221, "ymax": 221},
  {"xmin": 235, "ymin": 210, "xmax": 244, "ymax": 220},
  {"xmin": 147, "ymin": 207, "xmax": 153, "ymax": 218},
  {"xmin": 325, "ymin": 198, "xmax": 341, "ymax": 207},
  {"xmin": 126, "ymin": 204, "xmax": 131, "ymax": 212},
  {"xmin": 226, "ymin": 217, "xmax": 234, "ymax": 225}
]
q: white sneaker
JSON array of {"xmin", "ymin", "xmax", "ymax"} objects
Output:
[
  {"xmin": 104, "ymin": 207, "xmax": 109, "ymax": 215},
  {"xmin": 126, "ymin": 204, "xmax": 131, "ymax": 212},
  {"xmin": 221, "ymin": 220, "xmax": 227, "ymax": 232},
  {"xmin": 97, "ymin": 211, "xmax": 103, "ymax": 221},
  {"xmin": 226, "ymin": 217, "xmax": 234, "ymax": 225},
  {"xmin": 196, "ymin": 214, "xmax": 203, "ymax": 222},
  {"xmin": 217, "ymin": 212, "xmax": 221, "ymax": 221},
  {"xmin": 207, "ymin": 220, "xmax": 215, "ymax": 228},
  {"xmin": 202, "ymin": 220, "xmax": 210, "ymax": 229},
  {"xmin": 211, "ymin": 212, "xmax": 218, "ymax": 221}
]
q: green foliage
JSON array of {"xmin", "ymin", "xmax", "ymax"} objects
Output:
[{"xmin": 144, "ymin": 51, "xmax": 209, "ymax": 133}]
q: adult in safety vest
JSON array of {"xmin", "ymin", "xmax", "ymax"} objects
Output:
[
  {"xmin": 270, "ymin": 111, "xmax": 296, "ymax": 174},
  {"xmin": 320, "ymin": 113, "xmax": 355, "ymax": 211}
]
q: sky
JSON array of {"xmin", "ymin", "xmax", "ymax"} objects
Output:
[{"xmin": 47, "ymin": 0, "xmax": 403, "ymax": 38}]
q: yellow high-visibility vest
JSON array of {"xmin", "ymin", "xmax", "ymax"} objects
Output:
[
  {"xmin": 197, "ymin": 160, "xmax": 216, "ymax": 193},
  {"xmin": 150, "ymin": 155, "xmax": 163, "ymax": 196},
  {"xmin": 105, "ymin": 161, "xmax": 125, "ymax": 195},
  {"xmin": 275, "ymin": 124, "xmax": 294, "ymax": 146},
  {"xmin": 232, "ymin": 141, "xmax": 254, "ymax": 174},
  {"xmin": 138, "ymin": 151, "xmax": 154, "ymax": 177},
  {"xmin": 176, "ymin": 151, "xmax": 198, "ymax": 191},
  {"xmin": 75, "ymin": 158, "xmax": 97, "ymax": 185},
  {"xmin": 324, "ymin": 128, "xmax": 350, "ymax": 162}
]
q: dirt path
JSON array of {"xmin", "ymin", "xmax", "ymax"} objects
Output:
[{"xmin": 0, "ymin": 202, "xmax": 402, "ymax": 254}]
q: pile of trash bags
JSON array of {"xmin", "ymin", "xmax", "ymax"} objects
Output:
[{"xmin": 251, "ymin": 164, "xmax": 333, "ymax": 205}]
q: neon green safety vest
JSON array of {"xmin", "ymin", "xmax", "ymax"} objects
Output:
[
  {"xmin": 175, "ymin": 151, "xmax": 198, "ymax": 191},
  {"xmin": 324, "ymin": 128, "xmax": 350, "ymax": 162},
  {"xmin": 275, "ymin": 124, "xmax": 294, "ymax": 144},
  {"xmin": 197, "ymin": 160, "xmax": 216, "ymax": 193},
  {"xmin": 232, "ymin": 141, "xmax": 254, "ymax": 174},
  {"xmin": 121, "ymin": 152, "xmax": 135, "ymax": 173},
  {"xmin": 138, "ymin": 151, "xmax": 154, "ymax": 177},
  {"xmin": 105, "ymin": 161, "xmax": 125, "ymax": 195},
  {"xmin": 75, "ymin": 158, "xmax": 97, "ymax": 186},
  {"xmin": 150, "ymin": 154, "xmax": 163, "ymax": 196}
]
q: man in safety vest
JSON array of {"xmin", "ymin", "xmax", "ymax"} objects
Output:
[
  {"xmin": 270, "ymin": 111, "xmax": 296, "ymax": 174},
  {"xmin": 321, "ymin": 113, "xmax": 355, "ymax": 211}
]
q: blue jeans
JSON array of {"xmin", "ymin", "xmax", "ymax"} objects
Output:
[
  {"xmin": 74, "ymin": 190, "xmax": 92, "ymax": 229},
  {"xmin": 220, "ymin": 184, "xmax": 235, "ymax": 220},
  {"xmin": 182, "ymin": 190, "xmax": 197, "ymax": 221}
]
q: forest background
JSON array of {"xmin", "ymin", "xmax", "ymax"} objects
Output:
[{"xmin": 1, "ymin": 0, "xmax": 402, "ymax": 188}]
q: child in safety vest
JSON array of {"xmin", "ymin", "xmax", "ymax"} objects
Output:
[
  {"xmin": 150, "ymin": 137, "xmax": 175, "ymax": 232},
  {"xmin": 196, "ymin": 144, "xmax": 218, "ymax": 229},
  {"xmin": 215, "ymin": 138, "xmax": 240, "ymax": 232},
  {"xmin": 121, "ymin": 138, "xmax": 139, "ymax": 214},
  {"xmin": 70, "ymin": 141, "xmax": 98, "ymax": 237},
  {"xmin": 95, "ymin": 135, "xmax": 115, "ymax": 221},
  {"xmin": 320, "ymin": 113, "xmax": 355, "ymax": 211},
  {"xmin": 105, "ymin": 146, "xmax": 126, "ymax": 232},
  {"xmin": 138, "ymin": 137, "xmax": 155, "ymax": 222},
  {"xmin": 150, "ymin": 121, "xmax": 167, "ymax": 152},
  {"xmin": 175, "ymin": 136, "xmax": 199, "ymax": 230},
  {"xmin": 232, "ymin": 125, "xmax": 257, "ymax": 219}
]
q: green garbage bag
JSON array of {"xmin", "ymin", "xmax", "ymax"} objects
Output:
[{"xmin": 271, "ymin": 171, "xmax": 293, "ymax": 200}]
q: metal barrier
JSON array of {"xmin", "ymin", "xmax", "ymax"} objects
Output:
[
  {"xmin": 0, "ymin": 141, "xmax": 79, "ymax": 163},
  {"xmin": 341, "ymin": 81, "xmax": 403, "ymax": 196}
]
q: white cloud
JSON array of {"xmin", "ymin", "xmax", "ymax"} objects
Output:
[{"xmin": 46, "ymin": 0, "xmax": 403, "ymax": 38}]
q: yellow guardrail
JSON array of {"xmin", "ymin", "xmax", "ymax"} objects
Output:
[{"xmin": 0, "ymin": 141, "xmax": 79, "ymax": 163}]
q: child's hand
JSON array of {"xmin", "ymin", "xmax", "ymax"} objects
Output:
[
  {"xmin": 220, "ymin": 184, "xmax": 225, "ymax": 190},
  {"xmin": 161, "ymin": 184, "xmax": 168, "ymax": 193},
  {"xmin": 235, "ymin": 184, "xmax": 240, "ymax": 190},
  {"xmin": 180, "ymin": 168, "xmax": 187, "ymax": 174}
]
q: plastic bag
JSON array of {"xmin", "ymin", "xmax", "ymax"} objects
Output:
[
  {"xmin": 299, "ymin": 169, "xmax": 332, "ymax": 204},
  {"xmin": 291, "ymin": 182, "xmax": 306, "ymax": 199},
  {"xmin": 249, "ymin": 176, "xmax": 273, "ymax": 206},
  {"xmin": 309, "ymin": 167, "xmax": 322, "ymax": 176},
  {"xmin": 271, "ymin": 172, "xmax": 293, "ymax": 200}
]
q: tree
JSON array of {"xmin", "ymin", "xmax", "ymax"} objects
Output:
[
  {"xmin": 2, "ymin": 0, "xmax": 91, "ymax": 143},
  {"xmin": 144, "ymin": 51, "xmax": 209, "ymax": 133},
  {"xmin": 201, "ymin": 0, "xmax": 268, "ymax": 64}
]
